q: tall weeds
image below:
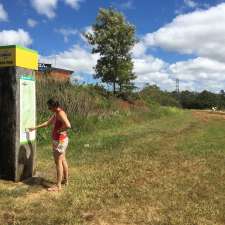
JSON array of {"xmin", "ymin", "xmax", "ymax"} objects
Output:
[
  {"xmin": 36, "ymin": 78, "xmax": 130, "ymax": 140},
  {"xmin": 37, "ymin": 79, "xmax": 108, "ymax": 117},
  {"xmin": 36, "ymin": 78, "xmax": 176, "ymax": 142}
]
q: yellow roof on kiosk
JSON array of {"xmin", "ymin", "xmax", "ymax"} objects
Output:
[{"xmin": 0, "ymin": 45, "xmax": 38, "ymax": 70}]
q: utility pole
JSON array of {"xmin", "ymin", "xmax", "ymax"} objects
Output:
[{"xmin": 176, "ymin": 78, "xmax": 180, "ymax": 94}]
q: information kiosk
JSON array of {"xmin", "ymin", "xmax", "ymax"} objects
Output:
[{"xmin": 0, "ymin": 45, "xmax": 38, "ymax": 181}]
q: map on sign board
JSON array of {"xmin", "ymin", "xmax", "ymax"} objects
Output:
[
  {"xmin": 0, "ymin": 47, "xmax": 15, "ymax": 67},
  {"xmin": 20, "ymin": 75, "xmax": 36, "ymax": 144}
]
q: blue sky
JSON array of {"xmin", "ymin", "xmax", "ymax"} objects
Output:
[{"xmin": 1, "ymin": 0, "xmax": 225, "ymax": 92}]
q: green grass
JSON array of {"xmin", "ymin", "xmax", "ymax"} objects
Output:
[
  {"xmin": 177, "ymin": 119, "xmax": 225, "ymax": 156},
  {"xmin": 1, "ymin": 109, "xmax": 225, "ymax": 225}
]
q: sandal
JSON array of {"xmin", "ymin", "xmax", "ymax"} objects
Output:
[
  {"xmin": 61, "ymin": 179, "xmax": 69, "ymax": 186},
  {"xmin": 47, "ymin": 185, "xmax": 61, "ymax": 192}
]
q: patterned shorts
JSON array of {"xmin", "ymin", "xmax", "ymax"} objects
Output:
[{"xmin": 52, "ymin": 137, "xmax": 69, "ymax": 154}]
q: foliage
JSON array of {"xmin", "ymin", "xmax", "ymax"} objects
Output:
[
  {"xmin": 85, "ymin": 8, "xmax": 136, "ymax": 94},
  {"xmin": 140, "ymin": 84, "xmax": 181, "ymax": 107},
  {"xmin": 36, "ymin": 78, "xmax": 152, "ymax": 142},
  {"xmin": 140, "ymin": 85, "xmax": 225, "ymax": 110},
  {"xmin": 36, "ymin": 78, "xmax": 115, "ymax": 141},
  {"xmin": 176, "ymin": 89, "xmax": 224, "ymax": 109}
]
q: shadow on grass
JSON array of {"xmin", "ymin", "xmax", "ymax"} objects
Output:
[{"xmin": 23, "ymin": 176, "xmax": 55, "ymax": 189}]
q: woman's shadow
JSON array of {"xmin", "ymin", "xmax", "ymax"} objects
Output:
[
  {"xmin": 22, "ymin": 176, "xmax": 55, "ymax": 189},
  {"xmin": 19, "ymin": 133, "xmax": 54, "ymax": 189}
]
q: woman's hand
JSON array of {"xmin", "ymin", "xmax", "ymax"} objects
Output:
[
  {"xmin": 27, "ymin": 127, "xmax": 36, "ymax": 132},
  {"xmin": 57, "ymin": 129, "xmax": 66, "ymax": 134}
]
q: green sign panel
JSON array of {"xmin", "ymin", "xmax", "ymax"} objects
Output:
[{"xmin": 20, "ymin": 75, "xmax": 36, "ymax": 144}]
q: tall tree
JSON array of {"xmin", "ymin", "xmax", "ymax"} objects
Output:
[{"xmin": 85, "ymin": 8, "xmax": 136, "ymax": 94}]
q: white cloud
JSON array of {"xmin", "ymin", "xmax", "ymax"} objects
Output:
[
  {"xmin": 131, "ymin": 45, "xmax": 225, "ymax": 92},
  {"xmin": 0, "ymin": 3, "xmax": 8, "ymax": 21},
  {"xmin": 120, "ymin": 0, "xmax": 134, "ymax": 9},
  {"xmin": 169, "ymin": 57, "xmax": 225, "ymax": 91},
  {"xmin": 83, "ymin": 26, "xmax": 93, "ymax": 34},
  {"xmin": 184, "ymin": 0, "xmax": 198, "ymax": 8},
  {"xmin": 112, "ymin": 0, "xmax": 134, "ymax": 10},
  {"xmin": 40, "ymin": 42, "xmax": 174, "ymax": 90},
  {"xmin": 55, "ymin": 28, "xmax": 78, "ymax": 42},
  {"xmin": 132, "ymin": 53, "xmax": 225, "ymax": 92},
  {"xmin": 167, "ymin": 57, "xmax": 225, "ymax": 92},
  {"xmin": 64, "ymin": 0, "xmax": 83, "ymax": 9},
  {"xmin": 39, "ymin": 42, "xmax": 225, "ymax": 92},
  {"xmin": 132, "ymin": 52, "xmax": 175, "ymax": 90},
  {"xmin": 175, "ymin": 0, "xmax": 209, "ymax": 15},
  {"xmin": 131, "ymin": 2, "xmax": 225, "ymax": 92},
  {"xmin": 143, "ymin": 3, "xmax": 225, "ymax": 62},
  {"xmin": 40, "ymin": 43, "xmax": 225, "ymax": 92},
  {"xmin": 132, "ymin": 42, "xmax": 147, "ymax": 58},
  {"xmin": 79, "ymin": 26, "xmax": 93, "ymax": 42},
  {"xmin": 31, "ymin": 0, "xmax": 58, "ymax": 19},
  {"xmin": 27, "ymin": 18, "xmax": 38, "ymax": 27},
  {"xmin": 30, "ymin": 0, "xmax": 83, "ymax": 18},
  {"xmin": 133, "ymin": 55, "xmax": 167, "ymax": 76},
  {"xmin": 170, "ymin": 57, "xmax": 225, "ymax": 80},
  {"xmin": 40, "ymin": 3, "xmax": 225, "ymax": 93},
  {"xmin": 40, "ymin": 45, "xmax": 99, "ymax": 75},
  {"xmin": 0, "ymin": 29, "xmax": 32, "ymax": 46}
]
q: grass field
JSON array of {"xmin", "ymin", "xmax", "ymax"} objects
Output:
[{"xmin": 1, "ymin": 109, "xmax": 225, "ymax": 225}]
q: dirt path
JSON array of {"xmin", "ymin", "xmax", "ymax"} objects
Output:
[{"xmin": 192, "ymin": 110, "xmax": 225, "ymax": 122}]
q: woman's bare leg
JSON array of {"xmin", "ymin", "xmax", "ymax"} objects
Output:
[
  {"xmin": 55, "ymin": 152, "xmax": 63, "ymax": 189},
  {"xmin": 62, "ymin": 154, "xmax": 69, "ymax": 185},
  {"xmin": 48, "ymin": 151, "xmax": 63, "ymax": 191}
]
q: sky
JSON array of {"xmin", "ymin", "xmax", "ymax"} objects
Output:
[{"xmin": 0, "ymin": 0, "xmax": 225, "ymax": 92}]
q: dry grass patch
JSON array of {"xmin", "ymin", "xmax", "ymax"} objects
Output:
[{"xmin": 1, "ymin": 110, "xmax": 225, "ymax": 224}]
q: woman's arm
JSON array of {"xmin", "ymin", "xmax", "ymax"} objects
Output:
[
  {"xmin": 28, "ymin": 115, "xmax": 55, "ymax": 131},
  {"xmin": 57, "ymin": 111, "xmax": 71, "ymax": 133}
]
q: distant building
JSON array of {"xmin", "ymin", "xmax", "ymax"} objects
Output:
[{"xmin": 36, "ymin": 63, "xmax": 73, "ymax": 82}]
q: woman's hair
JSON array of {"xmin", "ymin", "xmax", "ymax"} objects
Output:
[{"xmin": 47, "ymin": 98, "xmax": 60, "ymax": 108}]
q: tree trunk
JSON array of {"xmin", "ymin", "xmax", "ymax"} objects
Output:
[{"xmin": 113, "ymin": 81, "xmax": 116, "ymax": 94}]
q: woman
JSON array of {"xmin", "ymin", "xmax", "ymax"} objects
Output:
[{"xmin": 29, "ymin": 98, "xmax": 71, "ymax": 191}]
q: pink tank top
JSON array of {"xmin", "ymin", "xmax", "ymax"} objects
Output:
[{"xmin": 52, "ymin": 109, "xmax": 68, "ymax": 141}]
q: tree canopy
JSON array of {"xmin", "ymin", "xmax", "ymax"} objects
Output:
[{"xmin": 85, "ymin": 8, "xmax": 136, "ymax": 94}]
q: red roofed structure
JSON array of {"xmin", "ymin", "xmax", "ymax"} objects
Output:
[{"xmin": 36, "ymin": 63, "xmax": 73, "ymax": 82}]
